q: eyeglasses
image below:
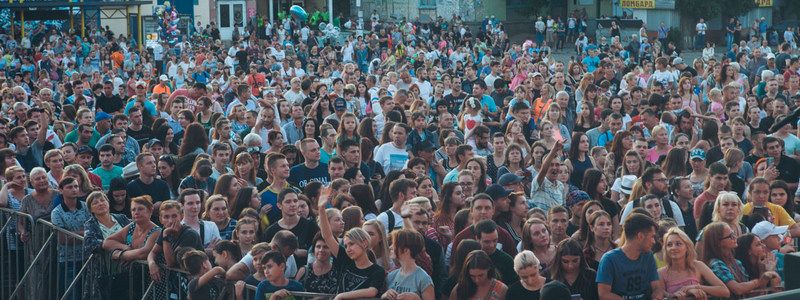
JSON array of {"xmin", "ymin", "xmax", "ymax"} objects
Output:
[{"xmin": 720, "ymin": 233, "xmax": 736, "ymax": 241}]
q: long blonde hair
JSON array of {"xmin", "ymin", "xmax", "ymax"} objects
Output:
[
  {"xmin": 363, "ymin": 219, "xmax": 390, "ymax": 268},
  {"xmin": 662, "ymin": 227, "xmax": 698, "ymax": 273}
]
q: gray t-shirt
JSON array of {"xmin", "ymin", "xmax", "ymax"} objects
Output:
[{"xmin": 386, "ymin": 266, "xmax": 433, "ymax": 295}]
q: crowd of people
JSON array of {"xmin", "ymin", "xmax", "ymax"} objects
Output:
[{"xmin": 0, "ymin": 9, "xmax": 800, "ymax": 300}]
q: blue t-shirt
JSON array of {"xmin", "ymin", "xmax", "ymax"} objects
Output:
[
  {"xmin": 596, "ymin": 248, "xmax": 659, "ymax": 299},
  {"xmin": 583, "ymin": 55, "xmax": 601, "ymax": 72},
  {"xmin": 386, "ymin": 266, "xmax": 433, "ymax": 295},
  {"xmin": 478, "ymin": 94, "xmax": 498, "ymax": 113},
  {"xmin": 254, "ymin": 279, "xmax": 304, "ymax": 300}
]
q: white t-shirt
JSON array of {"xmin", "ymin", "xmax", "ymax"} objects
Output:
[
  {"xmin": 651, "ymin": 69, "xmax": 677, "ymax": 89},
  {"xmin": 373, "ymin": 142, "xmax": 409, "ymax": 174},
  {"xmin": 181, "ymin": 220, "xmax": 222, "ymax": 248},
  {"xmin": 696, "ymin": 23, "xmax": 707, "ymax": 35},
  {"xmin": 376, "ymin": 209, "xmax": 404, "ymax": 236}
]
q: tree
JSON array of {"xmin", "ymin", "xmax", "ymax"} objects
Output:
[{"xmin": 677, "ymin": 0, "xmax": 756, "ymax": 21}]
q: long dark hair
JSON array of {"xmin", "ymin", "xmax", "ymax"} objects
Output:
[
  {"xmin": 179, "ymin": 123, "xmax": 210, "ymax": 156},
  {"xmin": 158, "ymin": 154, "xmax": 180, "ymax": 197},
  {"xmin": 106, "ymin": 177, "xmax": 131, "ymax": 216},
  {"xmin": 456, "ymin": 250, "xmax": 496, "ymax": 299},
  {"xmin": 568, "ymin": 132, "xmax": 588, "ymax": 162},
  {"xmin": 610, "ymin": 131, "xmax": 632, "ymax": 168},
  {"xmin": 575, "ymin": 200, "xmax": 604, "ymax": 243},
  {"xmin": 302, "ymin": 117, "xmax": 321, "ymax": 145},
  {"xmin": 581, "ymin": 168, "xmax": 606, "ymax": 201},
  {"xmin": 661, "ymin": 148, "xmax": 689, "ymax": 178},
  {"xmin": 154, "ymin": 125, "xmax": 179, "ymax": 154},
  {"xmin": 701, "ymin": 120, "xmax": 719, "ymax": 148},
  {"xmin": 435, "ymin": 182, "xmax": 462, "ymax": 219},
  {"xmin": 449, "ymin": 239, "xmax": 480, "ymax": 278},
  {"xmin": 734, "ymin": 233, "xmax": 761, "ymax": 279},
  {"xmin": 230, "ymin": 187, "xmax": 257, "ymax": 220},
  {"xmin": 770, "ymin": 180, "xmax": 794, "ymax": 217},
  {"xmin": 357, "ymin": 117, "xmax": 379, "ymax": 146},
  {"xmin": 350, "ymin": 184, "xmax": 378, "ymax": 216},
  {"xmin": 549, "ymin": 238, "xmax": 593, "ymax": 280}
]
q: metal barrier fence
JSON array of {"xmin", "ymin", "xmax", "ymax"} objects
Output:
[{"xmin": 0, "ymin": 207, "xmax": 343, "ymax": 300}]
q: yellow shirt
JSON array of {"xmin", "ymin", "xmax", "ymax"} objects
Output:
[{"xmin": 742, "ymin": 202, "xmax": 796, "ymax": 226}]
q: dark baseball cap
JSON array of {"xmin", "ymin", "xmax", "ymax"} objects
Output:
[
  {"xmin": 76, "ymin": 146, "xmax": 93, "ymax": 155},
  {"xmin": 412, "ymin": 141, "xmax": 436, "ymax": 154},
  {"xmin": 333, "ymin": 97, "xmax": 347, "ymax": 111},
  {"xmin": 497, "ymin": 173, "xmax": 524, "ymax": 186},
  {"xmin": 147, "ymin": 138, "xmax": 164, "ymax": 148},
  {"xmin": 485, "ymin": 184, "xmax": 512, "ymax": 201}
]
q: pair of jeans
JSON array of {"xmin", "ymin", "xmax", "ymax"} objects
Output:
[{"xmin": 697, "ymin": 34, "xmax": 706, "ymax": 50}]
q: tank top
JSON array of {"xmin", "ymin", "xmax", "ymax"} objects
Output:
[
  {"xmin": 664, "ymin": 272, "xmax": 701, "ymax": 294},
  {"xmin": 569, "ymin": 155, "xmax": 594, "ymax": 186}
]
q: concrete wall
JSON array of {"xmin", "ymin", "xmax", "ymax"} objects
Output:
[{"xmin": 194, "ymin": 0, "xmax": 212, "ymax": 27}]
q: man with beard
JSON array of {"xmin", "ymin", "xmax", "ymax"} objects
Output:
[{"xmin": 619, "ymin": 167, "xmax": 685, "ymax": 227}]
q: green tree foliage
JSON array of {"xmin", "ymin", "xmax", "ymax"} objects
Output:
[{"xmin": 677, "ymin": 0, "xmax": 757, "ymax": 21}]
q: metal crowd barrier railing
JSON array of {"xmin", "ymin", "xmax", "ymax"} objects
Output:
[
  {"xmin": 0, "ymin": 207, "xmax": 343, "ymax": 300},
  {"xmin": 0, "ymin": 208, "xmax": 34, "ymax": 300}
]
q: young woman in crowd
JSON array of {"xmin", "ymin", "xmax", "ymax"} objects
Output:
[
  {"xmin": 548, "ymin": 238, "xmax": 599, "ymax": 300},
  {"xmin": 659, "ymin": 227, "xmax": 730, "ymax": 299},
  {"xmin": 703, "ymin": 222, "xmax": 781, "ymax": 298},
  {"xmin": 582, "ymin": 210, "xmax": 615, "ymax": 270},
  {"xmin": 520, "ymin": 218, "xmax": 556, "ymax": 269},
  {"xmin": 450, "ymin": 250, "xmax": 507, "ymax": 300},
  {"xmin": 506, "ymin": 250, "xmax": 549, "ymax": 298}
]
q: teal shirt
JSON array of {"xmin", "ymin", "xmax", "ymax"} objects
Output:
[
  {"xmin": 92, "ymin": 166, "xmax": 124, "ymax": 190},
  {"xmin": 320, "ymin": 147, "xmax": 335, "ymax": 164}
]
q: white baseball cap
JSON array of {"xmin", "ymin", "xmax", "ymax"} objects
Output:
[{"xmin": 752, "ymin": 221, "xmax": 788, "ymax": 240}]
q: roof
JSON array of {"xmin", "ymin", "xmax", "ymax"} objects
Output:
[{"xmin": 0, "ymin": 0, "xmax": 150, "ymax": 8}]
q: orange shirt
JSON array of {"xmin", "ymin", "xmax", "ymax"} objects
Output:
[{"xmin": 152, "ymin": 84, "xmax": 172, "ymax": 96}]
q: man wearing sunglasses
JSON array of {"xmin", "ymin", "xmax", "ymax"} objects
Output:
[{"xmin": 619, "ymin": 167, "xmax": 685, "ymax": 228}]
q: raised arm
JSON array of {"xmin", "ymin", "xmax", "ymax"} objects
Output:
[
  {"xmin": 536, "ymin": 140, "xmax": 562, "ymax": 185},
  {"xmin": 317, "ymin": 190, "xmax": 340, "ymax": 258},
  {"xmin": 35, "ymin": 112, "xmax": 48, "ymax": 146}
]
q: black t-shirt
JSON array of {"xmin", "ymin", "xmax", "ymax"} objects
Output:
[
  {"xmin": 156, "ymin": 224, "xmax": 203, "ymax": 262},
  {"xmin": 235, "ymin": 50, "xmax": 249, "ymax": 70},
  {"xmin": 776, "ymin": 155, "xmax": 800, "ymax": 187},
  {"xmin": 443, "ymin": 92, "xmax": 467, "ymax": 115},
  {"xmin": 506, "ymin": 279, "xmax": 550, "ymax": 299},
  {"xmin": 127, "ymin": 126, "xmax": 154, "ymax": 147},
  {"xmin": 263, "ymin": 217, "xmax": 319, "ymax": 266},
  {"xmin": 187, "ymin": 276, "xmax": 224, "ymax": 300},
  {"xmin": 333, "ymin": 244, "xmax": 386, "ymax": 294},
  {"xmin": 127, "ymin": 178, "xmax": 172, "ymax": 203},
  {"xmin": 96, "ymin": 94, "xmax": 124, "ymax": 113}
]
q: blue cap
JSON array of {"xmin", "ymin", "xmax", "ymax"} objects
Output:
[
  {"xmin": 95, "ymin": 112, "xmax": 112, "ymax": 123},
  {"xmin": 690, "ymin": 148, "xmax": 706, "ymax": 161}
]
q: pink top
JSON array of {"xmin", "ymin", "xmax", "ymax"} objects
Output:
[
  {"xmin": 665, "ymin": 275, "xmax": 702, "ymax": 294},
  {"xmin": 645, "ymin": 146, "xmax": 672, "ymax": 163}
]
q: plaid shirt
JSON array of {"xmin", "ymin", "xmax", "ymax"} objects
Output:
[{"xmin": 710, "ymin": 258, "xmax": 749, "ymax": 283}]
